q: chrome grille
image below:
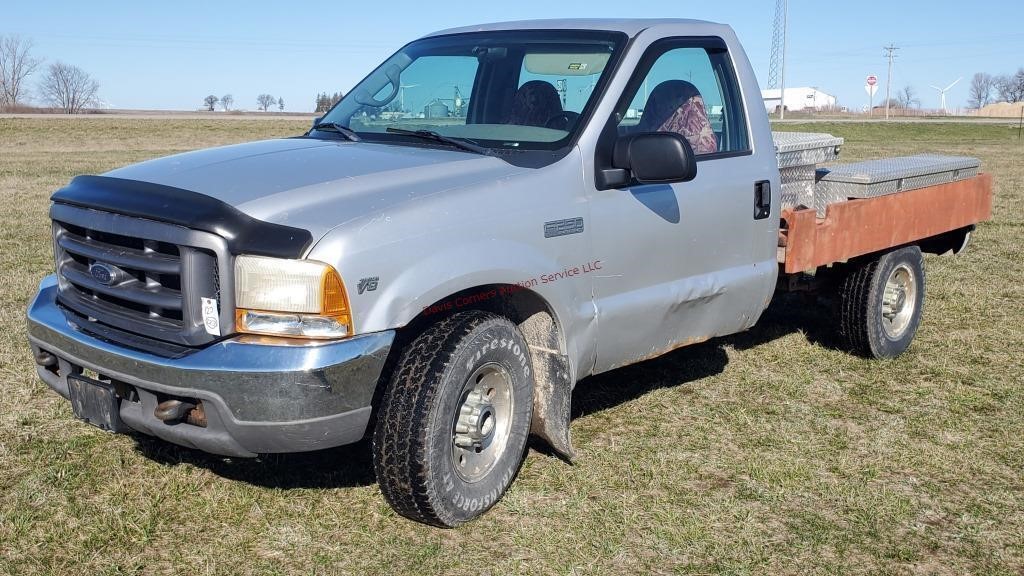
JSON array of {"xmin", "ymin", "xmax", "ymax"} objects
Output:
[{"xmin": 50, "ymin": 204, "xmax": 233, "ymax": 348}]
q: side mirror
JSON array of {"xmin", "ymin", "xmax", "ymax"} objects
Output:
[
  {"xmin": 612, "ymin": 132, "xmax": 697, "ymax": 184},
  {"xmin": 311, "ymin": 115, "xmax": 323, "ymax": 129}
]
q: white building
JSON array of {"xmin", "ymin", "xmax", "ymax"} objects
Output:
[{"xmin": 762, "ymin": 87, "xmax": 837, "ymax": 113}]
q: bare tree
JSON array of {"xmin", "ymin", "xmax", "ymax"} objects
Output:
[
  {"xmin": 896, "ymin": 85, "xmax": 919, "ymax": 109},
  {"xmin": 38, "ymin": 62, "xmax": 99, "ymax": 114},
  {"xmin": 203, "ymin": 94, "xmax": 218, "ymax": 111},
  {"xmin": 0, "ymin": 35, "xmax": 43, "ymax": 108},
  {"xmin": 256, "ymin": 93, "xmax": 275, "ymax": 111},
  {"xmin": 278, "ymin": 97, "xmax": 284, "ymax": 111},
  {"xmin": 968, "ymin": 73, "xmax": 994, "ymax": 109},
  {"xmin": 220, "ymin": 93, "xmax": 233, "ymax": 111},
  {"xmin": 996, "ymin": 69, "xmax": 1024, "ymax": 103}
]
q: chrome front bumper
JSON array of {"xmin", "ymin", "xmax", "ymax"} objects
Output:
[{"xmin": 26, "ymin": 275, "xmax": 394, "ymax": 457}]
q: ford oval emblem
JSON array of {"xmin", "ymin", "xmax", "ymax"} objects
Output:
[{"xmin": 89, "ymin": 262, "xmax": 119, "ymax": 286}]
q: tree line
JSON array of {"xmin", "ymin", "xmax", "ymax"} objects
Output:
[
  {"xmin": 315, "ymin": 92, "xmax": 343, "ymax": 113},
  {"xmin": 968, "ymin": 69, "xmax": 1024, "ymax": 108},
  {"xmin": 201, "ymin": 93, "xmax": 283, "ymax": 112},
  {"xmin": 2, "ymin": 34, "xmax": 291, "ymax": 114},
  {"xmin": 0, "ymin": 35, "xmax": 99, "ymax": 113}
]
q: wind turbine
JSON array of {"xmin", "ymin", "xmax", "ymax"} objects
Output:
[
  {"xmin": 929, "ymin": 77, "xmax": 962, "ymax": 114},
  {"xmin": 398, "ymin": 84, "xmax": 419, "ymax": 112}
]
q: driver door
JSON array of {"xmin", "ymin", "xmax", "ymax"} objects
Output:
[{"xmin": 587, "ymin": 37, "xmax": 776, "ymax": 373}]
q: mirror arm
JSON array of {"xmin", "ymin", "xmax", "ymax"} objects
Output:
[{"xmin": 596, "ymin": 168, "xmax": 631, "ymax": 191}]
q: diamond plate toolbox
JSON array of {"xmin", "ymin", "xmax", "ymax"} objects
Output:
[
  {"xmin": 779, "ymin": 165, "xmax": 817, "ymax": 210},
  {"xmin": 773, "ymin": 131, "xmax": 844, "ymax": 211},
  {"xmin": 773, "ymin": 131, "xmax": 844, "ymax": 168},
  {"xmin": 815, "ymin": 154, "xmax": 981, "ymax": 216}
]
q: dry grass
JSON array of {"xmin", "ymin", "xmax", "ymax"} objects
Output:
[{"xmin": 0, "ymin": 117, "xmax": 1022, "ymax": 575}]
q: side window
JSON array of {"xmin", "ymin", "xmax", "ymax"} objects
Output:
[{"xmin": 617, "ymin": 45, "xmax": 748, "ymax": 155}]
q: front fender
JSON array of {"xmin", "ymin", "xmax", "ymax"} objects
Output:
[
  {"xmin": 367, "ymin": 239, "xmax": 587, "ymax": 338},
  {"xmin": 305, "ymin": 149, "xmax": 597, "ymax": 371},
  {"xmin": 355, "ymin": 239, "xmax": 589, "ymax": 461}
]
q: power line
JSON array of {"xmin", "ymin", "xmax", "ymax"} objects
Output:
[{"xmin": 884, "ymin": 43, "xmax": 899, "ymax": 120}]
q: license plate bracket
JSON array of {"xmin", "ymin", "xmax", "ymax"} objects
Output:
[{"xmin": 68, "ymin": 374, "xmax": 128, "ymax": 433}]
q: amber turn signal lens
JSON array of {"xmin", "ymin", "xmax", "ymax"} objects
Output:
[{"xmin": 233, "ymin": 256, "xmax": 353, "ymax": 339}]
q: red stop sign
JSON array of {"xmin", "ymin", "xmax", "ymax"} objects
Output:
[{"xmin": 866, "ymin": 75, "xmax": 878, "ymax": 86}]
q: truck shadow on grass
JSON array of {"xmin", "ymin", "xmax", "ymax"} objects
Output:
[
  {"xmin": 131, "ymin": 434, "xmax": 379, "ymax": 488},
  {"xmin": 568, "ymin": 292, "xmax": 841, "ymax": 420},
  {"xmin": 131, "ymin": 294, "xmax": 837, "ymax": 488}
]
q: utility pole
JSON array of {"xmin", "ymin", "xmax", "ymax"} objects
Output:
[{"xmin": 884, "ymin": 43, "xmax": 899, "ymax": 121}]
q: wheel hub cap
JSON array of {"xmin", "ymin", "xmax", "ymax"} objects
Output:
[
  {"xmin": 882, "ymin": 284, "xmax": 906, "ymax": 318},
  {"xmin": 454, "ymin": 390, "xmax": 496, "ymax": 449},
  {"xmin": 881, "ymin": 264, "xmax": 917, "ymax": 339},
  {"xmin": 451, "ymin": 362, "xmax": 514, "ymax": 483}
]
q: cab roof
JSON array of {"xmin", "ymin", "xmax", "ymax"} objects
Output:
[{"xmin": 426, "ymin": 18, "xmax": 722, "ymax": 39}]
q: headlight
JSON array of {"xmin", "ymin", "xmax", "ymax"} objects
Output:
[{"xmin": 234, "ymin": 255, "xmax": 352, "ymax": 339}]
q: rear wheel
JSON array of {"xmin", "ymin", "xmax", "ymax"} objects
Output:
[
  {"xmin": 372, "ymin": 310, "xmax": 533, "ymax": 527},
  {"xmin": 836, "ymin": 246, "xmax": 925, "ymax": 358}
]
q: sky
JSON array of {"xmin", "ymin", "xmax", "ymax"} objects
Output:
[{"xmin": 4, "ymin": 0, "xmax": 1023, "ymax": 113}]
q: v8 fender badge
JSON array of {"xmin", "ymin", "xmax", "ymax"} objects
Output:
[{"xmin": 357, "ymin": 276, "xmax": 379, "ymax": 295}]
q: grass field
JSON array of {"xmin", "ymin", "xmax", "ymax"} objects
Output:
[{"xmin": 0, "ymin": 118, "xmax": 1021, "ymax": 575}]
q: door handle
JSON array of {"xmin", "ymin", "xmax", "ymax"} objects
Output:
[{"xmin": 754, "ymin": 180, "xmax": 771, "ymax": 220}]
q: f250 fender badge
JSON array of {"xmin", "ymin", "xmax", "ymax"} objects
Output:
[
  {"xmin": 200, "ymin": 297, "xmax": 221, "ymax": 336},
  {"xmin": 357, "ymin": 277, "xmax": 379, "ymax": 295},
  {"xmin": 544, "ymin": 217, "xmax": 584, "ymax": 238}
]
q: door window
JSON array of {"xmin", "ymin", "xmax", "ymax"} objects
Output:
[{"xmin": 616, "ymin": 43, "xmax": 748, "ymax": 156}]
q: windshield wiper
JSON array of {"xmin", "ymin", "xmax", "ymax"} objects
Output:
[
  {"xmin": 310, "ymin": 121, "xmax": 361, "ymax": 141},
  {"xmin": 385, "ymin": 128, "xmax": 489, "ymax": 156}
]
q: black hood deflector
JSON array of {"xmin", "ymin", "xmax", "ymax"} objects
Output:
[{"xmin": 51, "ymin": 175, "xmax": 313, "ymax": 258}]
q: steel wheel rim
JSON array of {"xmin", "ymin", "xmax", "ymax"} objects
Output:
[
  {"xmin": 881, "ymin": 263, "xmax": 917, "ymax": 339},
  {"xmin": 451, "ymin": 362, "xmax": 514, "ymax": 483}
]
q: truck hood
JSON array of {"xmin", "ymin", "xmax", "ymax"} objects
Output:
[{"xmin": 105, "ymin": 138, "xmax": 524, "ymax": 240}]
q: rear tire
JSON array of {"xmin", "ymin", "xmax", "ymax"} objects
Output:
[
  {"xmin": 836, "ymin": 246, "xmax": 925, "ymax": 359},
  {"xmin": 372, "ymin": 310, "xmax": 533, "ymax": 527}
]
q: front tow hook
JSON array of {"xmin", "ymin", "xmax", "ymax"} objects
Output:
[
  {"xmin": 155, "ymin": 399, "xmax": 197, "ymax": 423},
  {"xmin": 34, "ymin": 350, "xmax": 57, "ymax": 367}
]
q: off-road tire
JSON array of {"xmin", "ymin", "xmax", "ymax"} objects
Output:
[
  {"xmin": 372, "ymin": 310, "xmax": 533, "ymax": 527},
  {"xmin": 837, "ymin": 246, "xmax": 925, "ymax": 359}
]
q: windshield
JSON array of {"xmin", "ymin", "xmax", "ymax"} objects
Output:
[{"xmin": 318, "ymin": 30, "xmax": 627, "ymax": 151}]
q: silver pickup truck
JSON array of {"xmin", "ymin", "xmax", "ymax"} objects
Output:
[{"xmin": 26, "ymin": 19, "xmax": 991, "ymax": 527}]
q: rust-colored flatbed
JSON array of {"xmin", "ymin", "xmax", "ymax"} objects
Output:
[{"xmin": 778, "ymin": 174, "xmax": 993, "ymax": 274}]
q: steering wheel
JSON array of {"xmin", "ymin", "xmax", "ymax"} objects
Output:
[{"xmin": 544, "ymin": 111, "xmax": 580, "ymax": 131}]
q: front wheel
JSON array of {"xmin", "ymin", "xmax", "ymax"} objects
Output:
[
  {"xmin": 372, "ymin": 310, "xmax": 534, "ymax": 527},
  {"xmin": 836, "ymin": 246, "xmax": 926, "ymax": 359}
]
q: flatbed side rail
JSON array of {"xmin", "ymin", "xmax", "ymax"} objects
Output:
[{"xmin": 779, "ymin": 173, "xmax": 993, "ymax": 274}]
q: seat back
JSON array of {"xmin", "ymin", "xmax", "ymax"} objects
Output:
[
  {"xmin": 506, "ymin": 80, "xmax": 563, "ymax": 128},
  {"xmin": 637, "ymin": 80, "xmax": 718, "ymax": 154}
]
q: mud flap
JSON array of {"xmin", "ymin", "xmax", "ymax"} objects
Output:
[{"xmin": 528, "ymin": 347, "xmax": 575, "ymax": 461}]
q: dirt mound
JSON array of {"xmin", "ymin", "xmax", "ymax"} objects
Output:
[{"xmin": 971, "ymin": 102, "xmax": 1024, "ymax": 118}]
